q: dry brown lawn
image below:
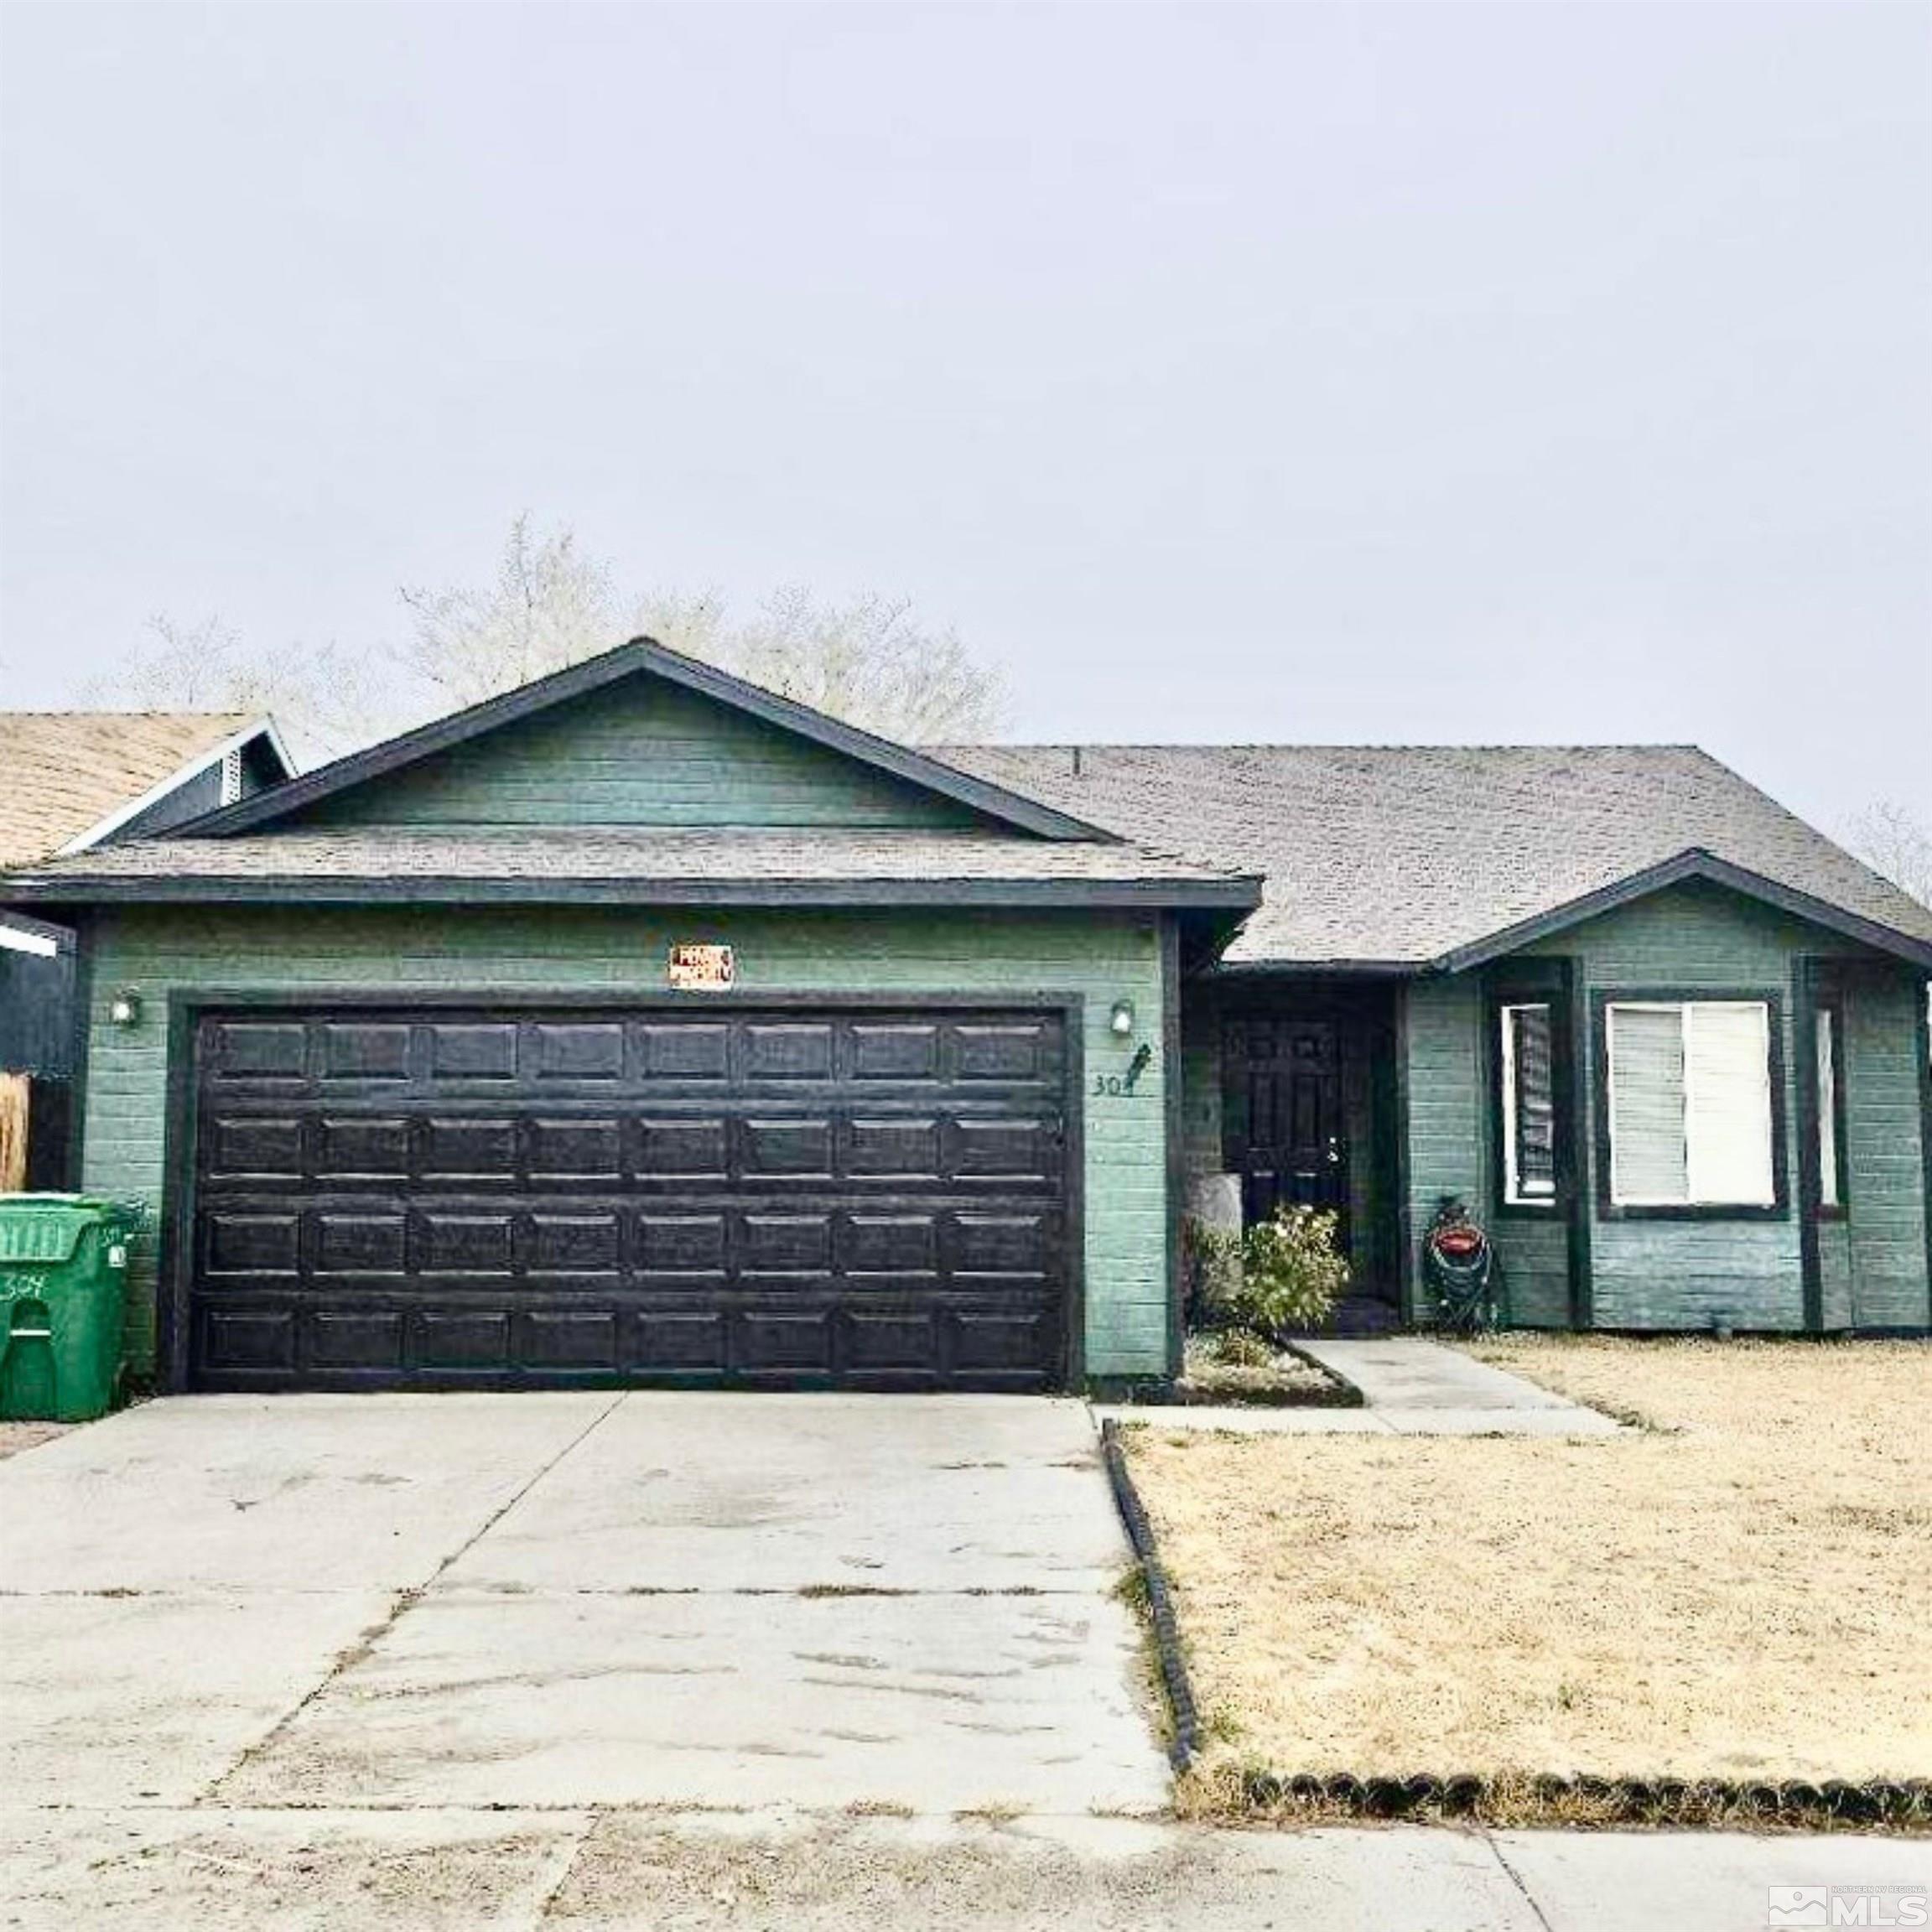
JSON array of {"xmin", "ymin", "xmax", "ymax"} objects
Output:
[{"xmin": 1123, "ymin": 1337, "xmax": 1932, "ymax": 1786}]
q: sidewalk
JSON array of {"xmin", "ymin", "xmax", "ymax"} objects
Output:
[
  {"xmin": 1096, "ymin": 1336, "xmax": 1623, "ymax": 1435},
  {"xmin": 4, "ymin": 1805, "xmax": 1923, "ymax": 1929}
]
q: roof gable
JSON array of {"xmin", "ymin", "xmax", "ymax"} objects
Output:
[
  {"xmin": 0, "ymin": 713, "xmax": 288, "ymax": 869},
  {"xmin": 1441, "ymin": 849, "xmax": 1932, "ymax": 974},
  {"xmin": 188, "ymin": 640, "xmax": 1114, "ymax": 843}
]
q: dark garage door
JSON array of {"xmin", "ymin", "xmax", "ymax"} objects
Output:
[{"xmin": 186, "ymin": 1005, "xmax": 1073, "ymax": 1392}]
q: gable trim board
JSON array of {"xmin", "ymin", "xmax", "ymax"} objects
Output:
[
  {"xmin": 55, "ymin": 719, "xmax": 294, "ymax": 855},
  {"xmin": 179, "ymin": 640, "xmax": 1115, "ymax": 845}
]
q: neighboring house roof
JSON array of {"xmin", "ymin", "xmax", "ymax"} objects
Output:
[
  {"xmin": 2, "ymin": 828, "xmax": 1259, "ymax": 911},
  {"xmin": 0, "ymin": 712, "xmax": 288, "ymax": 870},
  {"xmin": 181, "ymin": 638, "xmax": 1118, "ymax": 845},
  {"xmin": 935, "ymin": 745, "xmax": 1932, "ymax": 970}
]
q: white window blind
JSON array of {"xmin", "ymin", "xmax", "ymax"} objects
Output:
[
  {"xmin": 1500, "ymin": 1004, "xmax": 1557, "ymax": 1204},
  {"xmin": 1816, "ymin": 1007, "xmax": 1840, "ymax": 1210},
  {"xmin": 1607, "ymin": 1001, "xmax": 1774, "ymax": 1208}
]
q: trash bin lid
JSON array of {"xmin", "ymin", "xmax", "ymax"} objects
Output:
[{"xmin": 0, "ymin": 1196, "xmax": 141, "ymax": 1265}]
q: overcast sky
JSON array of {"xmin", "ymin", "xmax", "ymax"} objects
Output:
[{"xmin": 3, "ymin": 3, "xmax": 1927, "ymax": 830}]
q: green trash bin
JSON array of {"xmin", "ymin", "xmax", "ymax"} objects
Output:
[{"xmin": 0, "ymin": 1195, "xmax": 144, "ymax": 1422}]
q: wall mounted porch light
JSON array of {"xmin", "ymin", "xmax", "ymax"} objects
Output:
[
  {"xmin": 108, "ymin": 989, "xmax": 143, "ymax": 1028},
  {"xmin": 1109, "ymin": 999, "xmax": 1135, "ymax": 1038}
]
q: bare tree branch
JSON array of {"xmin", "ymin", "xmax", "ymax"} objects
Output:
[
  {"xmin": 64, "ymin": 518, "xmax": 1010, "ymax": 761},
  {"xmin": 399, "ymin": 517, "xmax": 1010, "ymax": 741},
  {"xmin": 1847, "ymin": 800, "xmax": 1932, "ymax": 908},
  {"xmin": 80, "ymin": 615, "xmax": 395, "ymax": 767}
]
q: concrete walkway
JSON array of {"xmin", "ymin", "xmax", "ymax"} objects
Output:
[{"xmin": 1098, "ymin": 1337, "xmax": 1622, "ymax": 1434}]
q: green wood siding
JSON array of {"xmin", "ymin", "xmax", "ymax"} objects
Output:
[
  {"xmin": 1178, "ymin": 995, "xmax": 1223, "ymax": 1175},
  {"xmin": 301, "ymin": 678, "xmax": 981, "ymax": 832},
  {"xmin": 1836, "ymin": 969, "xmax": 1932, "ymax": 1328},
  {"xmin": 1401, "ymin": 975, "xmax": 1486, "ymax": 1318},
  {"xmin": 1400, "ymin": 880, "xmax": 1930, "ymax": 1331},
  {"xmin": 80, "ymin": 905, "xmax": 1172, "ymax": 1381}
]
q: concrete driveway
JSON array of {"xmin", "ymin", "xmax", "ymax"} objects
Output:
[{"xmin": 0, "ymin": 1393, "xmax": 1166, "ymax": 1818}]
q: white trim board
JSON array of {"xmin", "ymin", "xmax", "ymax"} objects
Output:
[
  {"xmin": 0, "ymin": 920, "xmax": 60, "ymax": 958},
  {"xmin": 55, "ymin": 718, "xmax": 294, "ymax": 855}
]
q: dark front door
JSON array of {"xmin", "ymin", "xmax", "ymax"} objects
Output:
[
  {"xmin": 185, "ymin": 1004, "xmax": 1072, "ymax": 1394},
  {"xmin": 1227, "ymin": 1017, "xmax": 1347, "ymax": 1236}
]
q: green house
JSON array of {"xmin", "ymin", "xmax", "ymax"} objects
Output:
[{"xmin": 5, "ymin": 641, "xmax": 1928, "ymax": 1394}]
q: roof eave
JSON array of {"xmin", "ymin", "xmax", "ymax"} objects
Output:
[
  {"xmin": 169, "ymin": 640, "xmax": 1119, "ymax": 845},
  {"xmin": 0, "ymin": 874, "xmax": 1261, "ymax": 913}
]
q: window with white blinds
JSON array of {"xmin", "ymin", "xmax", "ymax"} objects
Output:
[
  {"xmin": 1815, "ymin": 1004, "xmax": 1843, "ymax": 1211},
  {"xmin": 1605, "ymin": 1000, "xmax": 1775, "ymax": 1208},
  {"xmin": 1500, "ymin": 1003, "xmax": 1558, "ymax": 1205}
]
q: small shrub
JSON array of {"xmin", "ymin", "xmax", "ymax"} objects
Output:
[
  {"xmin": 1182, "ymin": 1216, "xmax": 1244, "ymax": 1329},
  {"xmin": 1225, "ymin": 1206, "xmax": 1349, "ymax": 1337},
  {"xmin": 1205, "ymin": 1327, "xmax": 1275, "ymax": 1369}
]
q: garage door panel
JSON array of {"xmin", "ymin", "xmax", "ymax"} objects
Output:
[
  {"xmin": 420, "ymin": 1118, "xmax": 521, "ymax": 1182},
  {"xmin": 316, "ymin": 1117, "xmax": 413, "ymax": 1182},
  {"xmin": 525, "ymin": 1213, "xmax": 623, "ymax": 1275},
  {"xmin": 209, "ymin": 1020, "xmax": 309, "ymax": 1082},
  {"xmin": 740, "ymin": 1117, "xmax": 834, "ymax": 1177},
  {"xmin": 532, "ymin": 1021, "xmax": 626, "ymax": 1079},
  {"xmin": 205, "ymin": 1115, "xmax": 306, "ymax": 1182},
  {"xmin": 951, "ymin": 1212, "xmax": 1054, "ymax": 1278},
  {"xmin": 528, "ymin": 1117, "xmax": 623, "ymax": 1180},
  {"xmin": 740, "ymin": 1213, "xmax": 834, "ymax": 1275},
  {"xmin": 735, "ymin": 1309, "xmax": 834, "ymax": 1374},
  {"xmin": 743, "ymin": 1023, "xmax": 834, "ymax": 1080},
  {"xmin": 636, "ymin": 1118, "xmax": 730, "ymax": 1178},
  {"xmin": 203, "ymin": 1212, "xmax": 302, "ymax": 1278},
  {"xmin": 520, "ymin": 1309, "xmax": 619, "ymax": 1370},
  {"xmin": 197, "ymin": 1304, "xmax": 299, "ymax": 1374},
  {"xmin": 191, "ymin": 1005, "xmax": 1071, "ymax": 1391},
  {"xmin": 319, "ymin": 1022, "xmax": 412, "ymax": 1080},
  {"xmin": 416, "ymin": 1212, "xmax": 516, "ymax": 1275},
  {"xmin": 426, "ymin": 1022, "xmax": 520, "ymax": 1079},
  {"xmin": 625, "ymin": 1022, "xmax": 721, "ymax": 1083},
  {"xmin": 413, "ymin": 1308, "xmax": 514, "ymax": 1371},
  {"xmin": 313, "ymin": 1212, "xmax": 408, "ymax": 1276},
  {"xmin": 309, "ymin": 1307, "xmax": 407, "ymax": 1371},
  {"xmin": 849, "ymin": 1023, "xmax": 941, "ymax": 1081},
  {"xmin": 950, "ymin": 1117, "xmax": 1055, "ymax": 1181},
  {"xmin": 842, "ymin": 1213, "xmax": 938, "ymax": 1275},
  {"xmin": 953, "ymin": 1022, "xmax": 1056, "ymax": 1083},
  {"xmin": 844, "ymin": 1117, "xmax": 941, "ymax": 1178}
]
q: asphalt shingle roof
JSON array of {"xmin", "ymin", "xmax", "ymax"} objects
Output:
[
  {"xmin": 3, "ymin": 827, "xmax": 1256, "ymax": 906},
  {"xmin": 0, "ymin": 713, "xmax": 259, "ymax": 870},
  {"xmin": 934, "ymin": 745, "xmax": 1932, "ymax": 965}
]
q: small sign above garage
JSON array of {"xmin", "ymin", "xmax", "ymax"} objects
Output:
[{"xmin": 667, "ymin": 943, "xmax": 735, "ymax": 991}]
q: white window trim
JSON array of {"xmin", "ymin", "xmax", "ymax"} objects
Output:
[
  {"xmin": 1499, "ymin": 1002, "xmax": 1558, "ymax": 1208},
  {"xmin": 1605, "ymin": 998, "xmax": 1777, "ymax": 1209}
]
